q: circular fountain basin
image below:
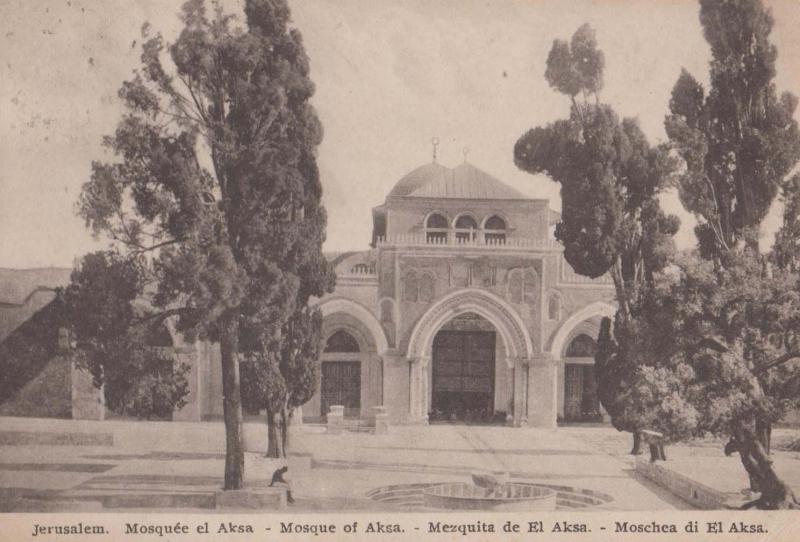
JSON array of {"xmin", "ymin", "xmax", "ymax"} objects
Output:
[{"xmin": 422, "ymin": 482, "xmax": 556, "ymax": 511}]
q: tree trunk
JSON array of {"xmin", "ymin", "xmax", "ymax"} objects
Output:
[
  {"xmin": 733, "ymin": 423, "xmax": 798, "ymax": 509},
  {"xmin": 281, "ymin": 406, "xmax": 290, "ymax": 457},
  {"xmin": 220, "ymin": 312, "xmax": 244, "ymax": 490},
  {"xmin": 630, "ymin": 431, "xmax": 643, "ymax": 455},
  {"xmin": 755, "ymin": 417, "xmax": 771, "ymax": 454},
  {"xmin": 266, "ymin": 408, "xmax": 285, "ymax": 459}
]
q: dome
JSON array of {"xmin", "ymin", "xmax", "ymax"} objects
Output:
[
  {"xmin": 388, "ymin": 162, "xmax": 527, "ymax": 200},
  {"xmin": 387, "ymin": 162, "xmax": 450, "ymax": 197}
]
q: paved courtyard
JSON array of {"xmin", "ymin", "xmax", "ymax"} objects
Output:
[{"xmin": 1, "ymin": 416, "xmax": 798, "ymax": 512}]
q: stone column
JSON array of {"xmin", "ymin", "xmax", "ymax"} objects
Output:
[
  {"xmin": 512, "ymin": 359, "xmax": 528, "ymax": 427},
  {"xmin": 407, "ymin": 357, "xmax": 430, "ymax": 424},
  {"xmin": 527, "ymin": 353, "xmax": 557, "ymax": 429},
  {"xmin": 419, "ymin": 355, "xmax": 430, "ymax": 423},
  {"xmin": 506, "ymin": 367, "xmax": 515, "ymax": 426},
  {"xmin": 407, "ymin": 359, "xmax": 415, "ymax": 423}
]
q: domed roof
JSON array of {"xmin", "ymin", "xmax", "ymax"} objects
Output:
[
  {"xmin": 388, "ymin": 162, "xmax": 527, "ymax": 200},
  {"xmin": 387, "ymin": 162, "xmax": 450, "ymax": 197}
]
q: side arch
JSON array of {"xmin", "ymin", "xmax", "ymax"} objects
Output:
[
  {"xmin": 406, "ymin": 288, "xmax": 533, "ymax": 362},
  {"xmin": 317, "ymin": 297, "xmax": 389, "ymax": 355},
  {"xmin": 548, "ymin": 301, "xmax": 616, "ymax": 357}
]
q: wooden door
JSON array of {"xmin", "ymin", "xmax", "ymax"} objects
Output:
[
  {"xmin": 321, "ymin": 361, "xmax": 361, "ymax": 418},
  {"xmin": 564, "ymin": 364, "xmax": 601, "ymax": 421},
  {"xmin": 432, "ymin": 330, "xmax": 495, "ymax": 421}
]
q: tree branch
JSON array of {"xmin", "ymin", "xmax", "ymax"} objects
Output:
[{"xmin": 755, "ymin": 351, "xmax": 800, "ymax": 375}]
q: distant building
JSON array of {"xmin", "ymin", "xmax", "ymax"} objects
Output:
[{"xmin": 0, "ymin": 160, "xmax": 617, "ymax": 427}]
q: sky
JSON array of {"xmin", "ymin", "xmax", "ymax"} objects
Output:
[{"xmin": 2, "ymin": 0, "xmax": 800, "ymax": 268}]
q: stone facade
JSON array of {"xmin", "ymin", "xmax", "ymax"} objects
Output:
[
  {"xmin": 302, "ymin": 161, "xmax": 616, "ymax": 428},
  {"xmin": 1, "ymin": 161, "xmax": 615, "ymax": 428}
]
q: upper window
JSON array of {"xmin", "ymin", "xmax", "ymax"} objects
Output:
[
  {"xmin": 426, "ymin": 213, "xmax": 448, "ymax": 243},
  {"xmin": 484, "ymin": 215, "xmax": 506, "ymax": 244},
  {"xmin": 455, "ymin": 215, "xmax": 478, "ymax": 229},
  {"xmin": 324, "ymin": 330, "xmax": 360, "ymax": 353},
  {"xmin": 426, "ymin": 213, "xmax": 449, "ymax": 229},
  {"xmin": 484, "ymin": 215, "xmax": 506, "ymax": 230},
  {"xmin": 454, "ymin": 215, "xmax": 478, "ymax": 243}
]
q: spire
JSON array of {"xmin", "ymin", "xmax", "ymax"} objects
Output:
[
  {"xmin": 462, "ymin": 146, "xmax": 470, "ymax": 163},
  {"xmin": 431, "ymin": 137, "xmax": 440, "ymax": 163}
]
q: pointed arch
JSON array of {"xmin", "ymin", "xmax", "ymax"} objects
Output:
[
  {"xmin": 406, "ymin": 288, "xmax": 533, "ymax": 362},
  {"xmin": 317, "ymin": 297, "xmax": 389, "ymax": 354},
  {"xmin": 548, "ymin": 301, "xmax": 616, "ymax": 358}
]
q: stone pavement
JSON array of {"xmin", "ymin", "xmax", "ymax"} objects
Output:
[
  {"xmin": 4, "ymin": 416, "xmax": 795, "ymax": 512},
  {"xmin": 562, "ymin": 426, "xmax": 800, "ymax": 508}
]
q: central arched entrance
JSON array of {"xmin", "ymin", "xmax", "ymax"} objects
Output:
[
  {"xmin": 406, "ymin": 288, "xmax": 534, "ymax": 426},
  {"xmin": 429, "ymin": 313, "xmax": 497, "ymax": 423}
]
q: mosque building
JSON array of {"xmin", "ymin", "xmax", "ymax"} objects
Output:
[
  {"xmin": 0, "ymin": 154, "xmax": 616, "ymax": 428},
  {"xmin": 305, "ymin": 154, "xmax": 616, "ymax": 427}
]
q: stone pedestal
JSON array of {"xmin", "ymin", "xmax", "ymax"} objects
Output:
[
  {"xmin": 372, "ymin": 405, "xmax": 389, "ymax": 434},
  {"xmin": 292, "ymin": 406, "xmax": 303, "ymax": 426},
  {"xmin": 71, "ymin": 361, "xmax": 105, "ymax": 420},
  {"xmin": 326, "ymin": 405, "xmax": 345, "ymax": 434}
]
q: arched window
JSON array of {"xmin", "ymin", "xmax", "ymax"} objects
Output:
[
  {"xmin": 402, "ymin": 270, "xmax": 418, "ymax": 302},
  {"xmin": 426, "ymin": 213, "xmax": 448, "ymax": 228},
  {"xmin": 324, "ymin": 330, "xmax": 360, "ymax": 353},
  {"xmin": 418, "ymin": 273, "xmax": 435, "ymax": 303},
  {"xmin": 484, "ymin": 215, "xmax": 506, "ymax": 244},
  {"xmin": 454, "ymin": 215, "xmax": 478, "ymax": 243},
  {"xmin": 426, "ymin": 213, "xmax": 448, "ymax": 244},
  {"xmin": 547, "ymin": 292, "xmax": 562, "ymax": 321},
  {"xmin": 565, "ymin": 334, "xmax": 597, "ymax": 358}
]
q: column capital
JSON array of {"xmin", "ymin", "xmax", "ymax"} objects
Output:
[
  {"xmin": 513, "ymin": 357, "xmax": 531, "ymax": 367},
  {"xmin": 407, "ymin": 355, "xmax": 431, "ymax": 368},
  {"xmin": 529, "ymin": 352, "xmax": 556, "ymax": 366}
]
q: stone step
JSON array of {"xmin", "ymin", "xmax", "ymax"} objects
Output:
[{"xmin": 0, "ymin": 430, "xmax": 113, "ymax": 447}]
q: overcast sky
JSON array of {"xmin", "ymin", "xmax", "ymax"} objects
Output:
[{"xmin": 2, "ymin": 0, "xmax": 800, "ymax": 268}]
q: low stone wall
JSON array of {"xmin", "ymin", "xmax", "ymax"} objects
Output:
[{"xmin": 634, "ymin": 458, "xmax": 728, "ymax": 510}]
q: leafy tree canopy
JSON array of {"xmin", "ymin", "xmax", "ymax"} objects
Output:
[
  {"xmin": 71, "ymin": 0, "xmax": 332, "ymax": 488},
  {"xmin": 666, "ymin": 0, "xmax": 800, "ymax": 256}
]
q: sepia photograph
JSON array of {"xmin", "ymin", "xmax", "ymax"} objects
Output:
[{"xmin": 2, "ymin": 0, "xmax": 800, "ymax": 539}]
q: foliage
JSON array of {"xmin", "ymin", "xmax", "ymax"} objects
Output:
[
  {"xmin": 772, "ymin": 173, "xmax": 800, "ymax": 272},
  {"xmin": 617, "ymin": 252, "xmax": 800, "ymax": 442},
  {"xmin": 514, "ymin": 24, "xmax": 678, "ymax": 440},
  {"xmin": 63, "ymin": 251, "xmax": 190, "ymax": 420},
  {"xmin": 620, "ymin": 0, "xmax": 800, "ymax": 508},
  {"xmin": 240, "ymin": 292, "xmax": 328, "ymax": 457},
  {"xmin": 72, "ymin": 0, "xmax": 329, "ymax": 488},
  {"xmin": 665, "ymin": 0, "xmax": 800, "ymax": 256}
]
